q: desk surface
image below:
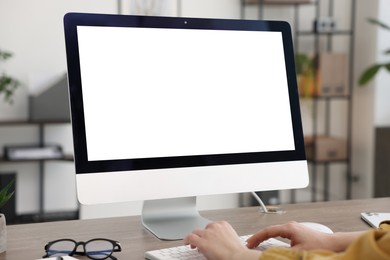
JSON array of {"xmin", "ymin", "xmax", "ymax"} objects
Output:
[{"xmin": 1, "ymin": 197, "xmax": 389, "ymax": 259}]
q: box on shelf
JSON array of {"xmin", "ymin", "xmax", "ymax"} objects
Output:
[
  {"xmin": 304, "ymin": 136, "xmax": 347, "ymax": 162},
  {"xmin": 3, "ymin": 145, "xmax": 64, "ymax": 161},
  {"xmin": 316, "ymin": 53, "xmax": 349, "ymax": 97},
  {"xmin": 314, "ymin": 17, "xmax": 337, "ymax": 33},
  {"xmin": 30, "ymin": 73, "xmax": 70, "ymax": 122}
]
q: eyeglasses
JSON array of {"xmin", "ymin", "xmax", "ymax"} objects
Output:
[{"xmin": 43, "ymin": 238, "xmax": 121, "ymax": 260}]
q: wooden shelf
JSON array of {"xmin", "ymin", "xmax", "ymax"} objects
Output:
[
  {"xmin": 0, "ymin": 119, "xmax": 70, "ymax": 126},
  {"xmin": 241, "ymin": 0, "xmax": 356, "ymax": 202},
  {"xmin": 0, "ymin": 119, "xmax": 75, "ymax": 223},
  {"xmin": 7, "ymin": 210, "xmax": 79, "ymax": 224},
  {"xmin": 244, "ymin": 0, "xmax": 314, "ymax": 5},
  {"xmin": 0, "ymin": 154, "xmax": 74, "ymax": 163},
  {"xmin": 299, "ymin": 94, "xmax": 351, "ymax": 100},
  {"xmin": 298, "ymin": 30, "xmax": 353, "ymax": 36}
]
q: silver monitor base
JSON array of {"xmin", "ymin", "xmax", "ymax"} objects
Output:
[{"xmin": 142, "ymin": 197, "xmax": 210, "ymax": 240}]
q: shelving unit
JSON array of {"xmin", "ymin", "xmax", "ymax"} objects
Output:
[
  {"xmin": 241, "ymin": 0, "xmax": 356, "ymax": 202},
  {"xmin": 0, "ymin": 120, "xmax": 78, "ymax": 223}
]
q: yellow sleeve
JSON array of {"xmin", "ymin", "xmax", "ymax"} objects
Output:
[
  {"xmin": 379, "ymin": 220, "xmax": 390, "ymax": 230},
  {"xmin": 260, "ymin": 222, "xmax": 390, "ymax": 260}
]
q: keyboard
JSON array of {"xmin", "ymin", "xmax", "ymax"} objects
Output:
[{"xmin": 145, "ymin": 235, "xmax": 290, "ymax": 260}]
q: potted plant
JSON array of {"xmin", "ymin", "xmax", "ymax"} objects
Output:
[
  {"xmin": 295, "ymin": 53, "xmax": 317, "ymax": 98},
  {"xmin": 359, "ymin": 18, "xmax": 390, "ymax": 86},
  {"xmin": 0, "ymin": 179, "xmax": 15, "ymax": 253},
  {"xmin": 0, "ymin": 179, "xmax": 15, "ymax": 209},
  {"xmin": 0, "ymin": 49, "xmax": 20, "ymax": 104}
]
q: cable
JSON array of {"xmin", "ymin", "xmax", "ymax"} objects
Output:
[
  {"xmin": 250, "ymin": 192, "xmax": 286, "ymax": 214},
  {"xmin": 250, "ymin": 191, "xmax": 268, "ymax": 213}
]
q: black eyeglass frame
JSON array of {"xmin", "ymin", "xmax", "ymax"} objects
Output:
[{"xmin": 43, "ymin": 238, "xmax": 122, "ymax": 260}]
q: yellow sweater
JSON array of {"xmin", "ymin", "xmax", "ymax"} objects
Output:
[{"xmin": 261, "ymin": 221, "xmax": 390, "ymax": 260}]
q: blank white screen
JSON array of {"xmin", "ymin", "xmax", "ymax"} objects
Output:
[{"xmin": 77, "ymin": 26, "xmax": 295, "ymax": 161}]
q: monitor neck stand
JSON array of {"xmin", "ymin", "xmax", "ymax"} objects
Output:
[{"xmin": 142, "ymin": 196, "xmax": 210, "ymax": 240}]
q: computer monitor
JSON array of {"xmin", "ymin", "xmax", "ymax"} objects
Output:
[{"xmin": 63, "ymin": 13, "xmax": 309, "ymax": 240}]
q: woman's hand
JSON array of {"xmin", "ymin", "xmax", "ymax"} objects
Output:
[
  {"xmin": 246, "ymin": 221, "xmax": 363, "ymax": 252},
  {"xmin": 184, "ymin": 221, "xmax": 261, "ymax": 260}
]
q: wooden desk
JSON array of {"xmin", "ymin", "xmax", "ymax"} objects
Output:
[{"xmin": 1, "ymin": 197, "xmax": 389, "ymax": 259}]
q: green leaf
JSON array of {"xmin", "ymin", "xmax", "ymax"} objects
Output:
[
  {"xmin": 385, "ymin": 63, "xmax": 390, "ymax": 72},
  {"xmin": 0, "ymin": 179, "xmax": 15, "ymax": 209},
  {"xmin": 295, "ymin": 53, "xmax": 312, "ymax": 75},
  {"xmin": 367, "ymin": 18, "xmax": 390, "ymax": 30},
  {"xmin": 359, "ymin": 64, "xmax": 382, "ymax": 86},
  {"xmin": 0, "ymin": 50, "xmax": 13, "ymax": 61},
  {"xmin": 0, "ymin": 74, "xmax": 20, "ymax": 104},
  {"xmin": 384, "ymin": 48, "xmax": 390, "ymax": 55}
]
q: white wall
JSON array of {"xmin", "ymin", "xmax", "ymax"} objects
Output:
[
  {"xmin": 181, "ymin": 0, "xmax": 240, "ymax": 18},
  {"xmin": 374, "ymin": 0, "xmax": 390, "ymax": 126},
  {"xmin": 0, "ymin": 0, "xmax": 118, "ymax": 214},
  {"xmin": 0, "ymin": 0, "xmax": 118, "ymax": 104},
  {"xmin": 0, "ymin": 0, "xmax": 383, "ymax": 219},
  {"xmin": 350, "ymin": 0, "xmax": 378, "ymax": 199}
]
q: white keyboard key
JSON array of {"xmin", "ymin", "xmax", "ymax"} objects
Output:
[{"xmin": 145, "ymin": 234, "xmax": 290, "ymax": 259}]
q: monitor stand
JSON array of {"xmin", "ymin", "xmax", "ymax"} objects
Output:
[{"xmin": 142, "ymin": 196, "xmax": 210, "ymax": 240}]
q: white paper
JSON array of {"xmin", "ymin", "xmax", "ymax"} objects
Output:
[{"xmin": 361, "ymin": 212, "xmax": 390, "ymax": 228}]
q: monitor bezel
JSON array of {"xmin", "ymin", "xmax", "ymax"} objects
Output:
[{"xmin": 64, "ymin": 13, "xmax": 306, "ymax": 175}]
